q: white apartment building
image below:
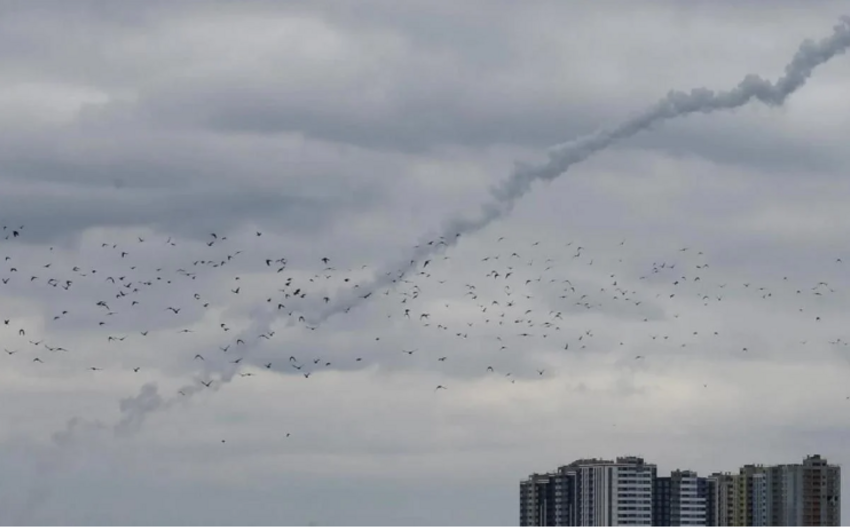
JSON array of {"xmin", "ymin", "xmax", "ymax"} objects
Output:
[{"xmin": 575, "ymin": 456, "xmax": 655, "ymax": 526}]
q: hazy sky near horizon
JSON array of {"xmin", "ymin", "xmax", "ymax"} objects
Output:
[{"xmin": 1, "ymin": 1, "xmax": 850, "ymax": 525}]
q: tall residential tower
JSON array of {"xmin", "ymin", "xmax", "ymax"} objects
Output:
[{"xmin": 520, "ymin": 456, "xmax": 656, "ymax": 526}]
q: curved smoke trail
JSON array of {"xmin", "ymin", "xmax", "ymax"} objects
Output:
[
  {"xmin": 20, "ymin": 14, "xmax": 850, "ymax": 522},
  {"xmin": 71, "ymin": 11, "xmax": 850, "ymax": 441},
  {"xmin": 99, "ymin": 11, "xmax": 850, "ymax": 439},
  {"xmin": 308, "ymin": 14, "xmax": 850, "ymax": 326}
]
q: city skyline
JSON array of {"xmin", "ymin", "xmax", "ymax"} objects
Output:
[{"xmin": 521, "ymin": 454, "xmax": 840, "ymax": 526}]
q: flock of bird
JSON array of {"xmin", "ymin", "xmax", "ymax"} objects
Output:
[{"xmin": 2, "ymin": 221, "xmax": 850, "ymax": 443}]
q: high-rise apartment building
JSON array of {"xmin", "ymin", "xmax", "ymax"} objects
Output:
[
  {"xmin": 763, "ymin": 454, "xmax": 841, "ymax": 526},
  {"xmin": 551, "ymin": 466, "xmax": 579, "ymax": 526},
  {"xmin": 751, "ymin": 468, "xmax": 770, "ymax": 526},
  {"xmin": 706, "ymin": 473, "xmax": 734, "ymax": 526},
  {"xmin": 575, "ymin": 456, "xmax": 656, "ymax": 526},
  {"xmin": 652, "ymin": 470, "xmax": 707, "ymax": 526},
  {"xmin": 653, "ymin": 476, "xmax": 672, "ymax": 526},
  {"xmin": 670, "ymin": 470, "xmax": 707, "ymax": 526},
  {"xmin": 728, "ymin": 464, "xmax": 770, "ymax": 526},
  {"xmin": 803, "ymin": 454, "xmax": 841, "ymax": 526},
  {"xmin": 520, "ymin": 456, "xmax": 655, "ymax": 526},
  {"xmin": 705, "ymin": 454, "xmax": 840, "ymax": 527},
  {"xmin": 520, "ymin": 473, "xmax": 555, "ymax": 526},
  {"xmin": 697, "ymin": 478, "xmax": 710, "ymax": 525}
]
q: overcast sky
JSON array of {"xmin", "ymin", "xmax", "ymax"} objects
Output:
[{"xmin": 2, "ymin": 1, "xmax": 850, "ymax": 526}]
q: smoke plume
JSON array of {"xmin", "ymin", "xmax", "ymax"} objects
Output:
[
  {"xmin": 104, "ymin": 13, "xmax": 850, "ymax": 436},
  {"xmin": 307, "ymin": 14, "xmax": 850, "ymax": 326}
]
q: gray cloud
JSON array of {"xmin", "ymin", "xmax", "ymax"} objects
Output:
[{"xmin": 1, "ymin": 1, "xmax": 850, "ymax": 526}]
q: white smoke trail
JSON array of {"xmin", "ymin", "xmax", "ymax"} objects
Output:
[
  {"xmin": 95, "ymin": 12, "xmax": 850, "ymax": 435},
  {"xmin": 21, "ymin": 14, "xmax": 850, "ymax": 521},
  {"xmin": 307, "ymin": 14, "xmax": 850, "ymax": 326}
]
